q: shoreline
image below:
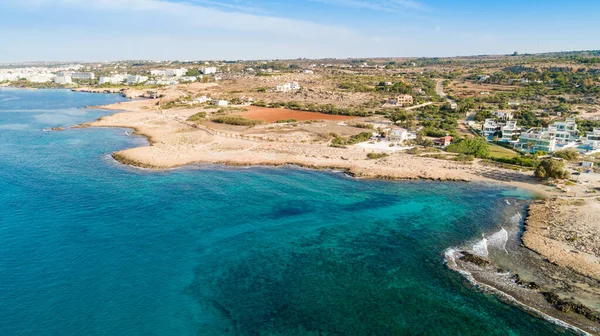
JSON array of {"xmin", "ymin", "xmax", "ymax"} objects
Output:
[
  {"xmin": 445, "ymin": 201, "xmax": 600, "ymax": 335},
  {"xmin": 74, "ymin": 98, "xmax": 557, "ymax": 198},
  {"xmin": 71, "ymin": 93, "xmax": 600, "ymax": 333}
]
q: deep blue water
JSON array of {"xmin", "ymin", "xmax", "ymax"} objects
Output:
[{"xmin": 0, "ymin": 88, "xmax": 573, "ymax": 335}]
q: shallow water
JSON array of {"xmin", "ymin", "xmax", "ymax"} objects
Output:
[{"xmin": 0, "ymin": 88, "xmax": 575, "ymax": 335}]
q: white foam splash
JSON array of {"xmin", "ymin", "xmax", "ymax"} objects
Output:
[
  {"xmin": 472, "ymin": 236, "xmax": 489, "ymax": 257},
  {"xmin": 488, "ymin": 227, "xmax": 509, "ymax": 254}
]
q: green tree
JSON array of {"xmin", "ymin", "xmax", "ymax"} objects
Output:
[
  {"xmin": 446, "ymin": 137, "xmax": 489, "ymax": 158},
  {"xmin": 535, "ymin": 159, "xmax": 570, "ymax": 180}
]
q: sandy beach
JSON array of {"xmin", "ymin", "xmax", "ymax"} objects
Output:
[{"xmin": 82, "ymin": 99, "xmax": 555, "ymax": 194}]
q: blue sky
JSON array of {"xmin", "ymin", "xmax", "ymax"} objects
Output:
[{"xmin": 0, "ymin": 0, "xmax": 599, "ymax": 62}]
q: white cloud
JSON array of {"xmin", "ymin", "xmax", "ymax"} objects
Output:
[
  {"xmin": 308, "ymin": 0, "xmax": 427, "ymax": 12},
  {"xmin": 12, "ymin": 0, "xmax": 358, "ymax": 40}
]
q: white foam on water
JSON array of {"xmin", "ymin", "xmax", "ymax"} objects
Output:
[
  {"xmin": 472, "ymin": 236, "xmax": 489, "ymax": 257},
  {"xmin": 443, "ymin": 248, "xmax": 591, "ymax": 336},
  {"xmin": 487, "ymin": 228, "xmax": 509, "ymax": 254}
]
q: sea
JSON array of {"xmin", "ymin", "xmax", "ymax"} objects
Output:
[{"xmin": 0, "ymin": 88, "xmax": 575, "ymax": 335}]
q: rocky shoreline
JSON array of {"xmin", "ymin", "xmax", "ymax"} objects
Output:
[{"xmin": 446, "ymin": 200, "xmax": 600, "ymax": 335}]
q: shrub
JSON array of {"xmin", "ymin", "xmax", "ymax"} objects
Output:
[
  {"xmin": 535, "ymin": 159, "xmax": 570, "ymax": 180},
  {"xmin": 187, "ymin": 112, "xmax": 207, "ymax": 121},
  {"xmin": 213, "ymin": 116, "xmax": 264, "ymax": 126},
  {"xmin": 553, "ymin": 149, "xmax": 579, "ymax": 161},
  {"xmin": 367, "ymin": 152, "xmax": 389, "ymax": 160},
  {"xmin": 455, "ymin": 154, "xmax": 475, "ymax": 162},
  {"xmin": 276, "ymin": 119, "xmax": 297, "ymax": 123},
  {"xmin": 446, "ymin": 137, "xmax": 489, "ymax": 158},
  {"xmin": 352, "ymin": 123, "xmax": 374, "ymax": 129},
  {"xmin": 330, "ymin": 132, "xmax": 372, "ymax": 147}
]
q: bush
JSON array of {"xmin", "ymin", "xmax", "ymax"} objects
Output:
[
  {"xmin": 446, "ymin": 137, "xmax": 489, "ymax": 158},
  {"xmin": 535, "ymin": 159, "xmax": 570, "ymax": 180},
  {"xmin": 367, "ymin": 152, "xmax": 389, "ymax": 160},
  {"xmin": 423, "ymin": 128, "xmax": 447, "ymax": 137},
  {"xmin": 491, "ymin": 156, "xmax": 538, "ymax": 167},
  {"xmin": 187, "ymin": 112, "xmax": 207, "ymax": 121},
  {"xmin": 276, "ymin": 119, "xmax": 297, "ymax": 123},
  {"xmin": 352, "ymin": 123, "xmax": 374, "ymax": 129},
  {"xmin": 553, "ymin": 149, "xmax": 579, "ymax": 161},
  {"xmin": 455, "ymin": 154, "xmax": 475, "ymax": 162},
  {"xmin": 330, "ymin": 132, "xmax": 372, "ymax": 147},
  {"xmin": 213, "ymin": 116, "xmax": 264, "ymax": 126}
]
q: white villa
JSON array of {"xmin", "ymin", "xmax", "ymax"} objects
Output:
[
  {"xmin": 493, "ymin": 110, "xmax": 514, "ymax": 120},
  {"xmin": 213, "ymin": 100, "xmax": 229, "ymax": 107},
  {"xmin": 387, "ymin": 128, "xmax": 416, "ymax": 143},
  {"xmin": 500, "ymin": 121, "xmax": 520, "ymax": 142},
  {"xmin": 482, "ymin": 119, "xmax": 499, "ymax": 139},
  {"xmin": 386, "ymin": 94, "xmax": 414, "ymax": 107},
  {"xmin": 548, "ymin": 117, "xmax": 579, "ymax": 145},
  {"xmin": 583, "ymin": 128, "xmax": 600, "ymax": 150},
  {"xmin": 276, "ymin": 82, "xmax": 301, "ymax": 93},
  {"xmin": 126, "ymin": 75, "xmax": 148, "ymax": 85},
  {"xmin": 201, "ymin": 67, "xmax": 217, "ymax": 75},
  {"xmin": 53, "ymin": 75, "xmax": 72, "ymax": 85},
  {"xmin": 193, "ymin": 96, "xmax": 211, "ymax": 104},
  {"xmin": 99, "ymin": 74, "xmax": 127, "ymax": 85},
  {"xmin": 70, "ymin": 72, "xmax": 95, "ymax": 80},
  {"xmin": 515, "ymin": 128, "xmax": 557, "ymax": 153}
]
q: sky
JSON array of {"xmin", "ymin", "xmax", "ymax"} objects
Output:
[{"xmin": 0, "ymin": 0, "xmax": 599, "ymax": 62}]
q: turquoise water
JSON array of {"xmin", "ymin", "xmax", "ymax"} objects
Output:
[{"xmin": 0, "ymin": 88, "xmax": 573, "ymax": 335}]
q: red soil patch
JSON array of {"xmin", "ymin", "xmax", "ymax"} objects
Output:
[{"xmin": 237, "ymin": 106, "xmax": 357, "ymax": 123}]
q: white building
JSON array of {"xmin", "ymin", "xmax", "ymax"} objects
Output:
[
  {"xmin": 549, "ymin": 118, "xmax": 579, "ymax": 145},
  {"xmin": 482, "ymin": 119, "xmax": 499, "ymax": 139},
  {"xmin": 71, "ymin": 72, "xmax": 95, "ymax": 80},
  {"xmin": 500, "ymin": 121, "xmax": 520, "ymax": 142},
  {"xmin": 493, "ymin": 110, "xmax": 514, "ymax": 120},
  {"xmin": 165, "ymin": 68, "xmax": 187, "ymax": 77},
  {"xmin": 276, "ymin": 82, "xmax": 301, "ymax": 93},
  {"xmin": 583, "ymin": 128, "xmax": 600, "ymax": 150},
  {"xmin": 99, "ymin": 75, "xmax": 127, "ymax": 85},
  {"xmin": 150, "ymin": 69, "xmax": 167, "ymax": 77},
  {"xmin": 53, "ymin": 75, "xmax": 72, "ymax": 85},
  {"xmin": 27, "ymin": 74, "xmax": 54, "ymax": 83},
  {"xmin": 193, "ymin": 96, "xmax": 211, "ymax": 104},
  {"xmin": 515, "ymin": 128, "xmax": 557, "ymax": 153},
  {"xmin": 127, "ymin": 75, "xmax": 148, "ymax": 85},
  {"xmin": 201, "ymin": 67, "xmax": 217, "ymax": 75},
  {"xmin": 180, "ymin": 76, "xmax": 199, "ymax": 82},
  {"xmin": 213, "ymin": 100, "xmax": 228, "ymax": 107},
  {"xmin": 388, "ymin": 128, "xmax": 413, "ymax": 143}
]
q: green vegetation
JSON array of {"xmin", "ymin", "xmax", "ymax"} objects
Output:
[
  {"xmin": 351, "ymin": 123, "xmax": 374, "ymax": 129},
  {"xmin": 213, "ymin": 116, "xmax": 264, "ymax": 126},
  {"xmin": 330, "ymin": 132, "xmax": 372, "ymax": 147},
  {"xmin": 534, "ymin": 159, "xmax": 570, "ymax": 180},
  {"xmin": 253, "ymin": 101, "xmax": 373, "ymax": 117},
  {"xmin": 276, "ymin": 119, "xmax": 297, "ymax": 123},
  {"xmin": 553, "ymin": 149, "xmax": 579, "ymax": 161},
  {"xmin": 488, "ymin": 144, "xmax": 520, "ymax": 159},
  {"xmin": 446, "ymin": 137, "xmax": 489, "ymax": 158},
  {"xmin": 366, "ymin": 152, "xmax": 389, "ymax": 160},
  {"xmin": 187, "ymin": 112, "xmax": 207, "ymax": 121}
]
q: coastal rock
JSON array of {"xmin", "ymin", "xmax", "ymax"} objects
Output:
[{"xmin": 459, "ymin": 251, "xmax": 491, "ymax": 267}]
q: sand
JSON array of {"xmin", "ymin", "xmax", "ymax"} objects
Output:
[
  {"xmin": 524, "ymin": 198, "xmax": 600, "ymax": 281},
  {"xmin": 80, "ymin": 100, "xmax": 558, "ymax": 192}
]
